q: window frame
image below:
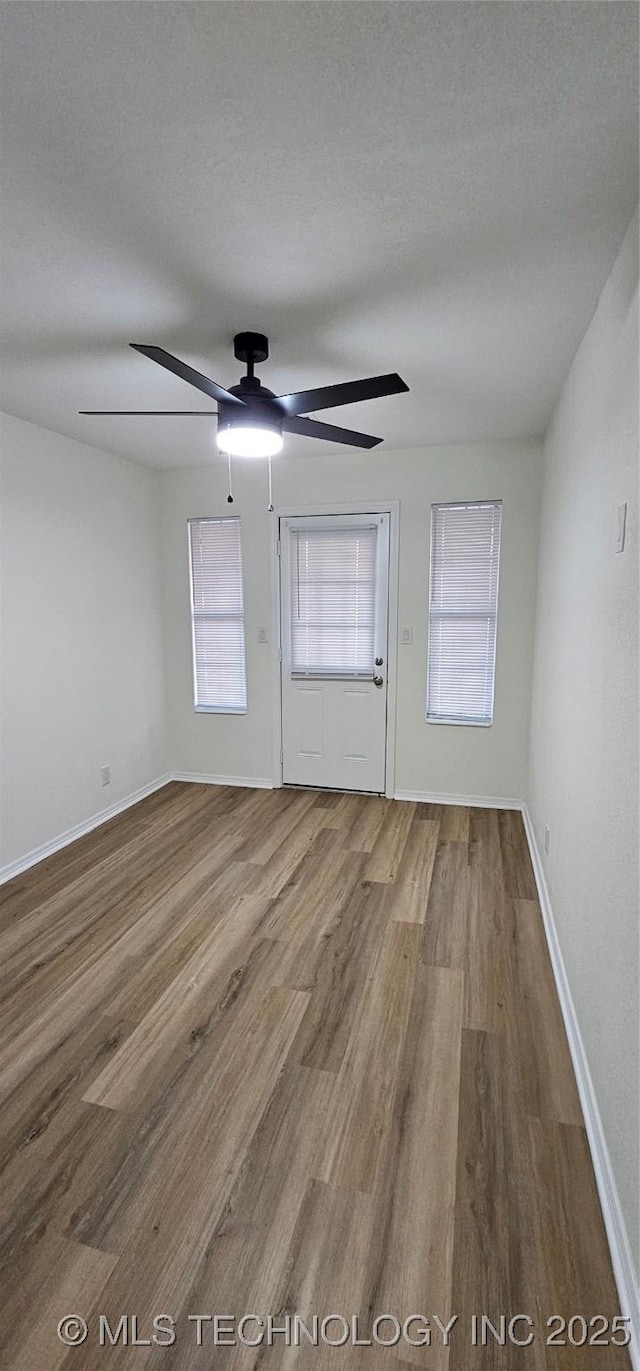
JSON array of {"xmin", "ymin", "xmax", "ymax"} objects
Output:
[
  {"xmin": 188, "ymin": 515, "xmax": 248, "ymax": 715},
  {"xmin": 426, "ymin": 499, "xmax": 502, "ymax": 728},
  {"xmin": 287, "ymin": 517, "xmax": 381, "ymax": 681}
]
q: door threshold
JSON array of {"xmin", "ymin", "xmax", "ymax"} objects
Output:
[{"xmin": 283, "ymin": 783, "xmax": 385, "ymax": 797}]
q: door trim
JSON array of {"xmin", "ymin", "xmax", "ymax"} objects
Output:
[{"xmin": 269, "ymin": 500, "xmax": 400, "ymax": 798}]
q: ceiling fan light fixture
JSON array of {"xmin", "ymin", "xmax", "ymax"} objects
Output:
[
  {"xmin": 216, "ymin": 419, "xmax": 283, "ymax": 458},
  {"xmin": 80, "ymin": 334, "xmax": 408, "ymax": 451}
]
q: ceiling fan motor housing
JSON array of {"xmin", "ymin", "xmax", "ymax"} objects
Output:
[
  {"xmin": 222, "ymin": 333, "xmax": 283, "ymax": 441},
  {"xmin": 219, "ymin": 374, "xmax": 284, "ymax": 444}
]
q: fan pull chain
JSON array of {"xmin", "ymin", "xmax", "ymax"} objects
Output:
[
  {"xmin": 267, "ymin": 453, "xmax": 274, "ymax": 512},
  {"xmin": 226, "ymin": 452, "xmax": 234, "ymax": 504}
]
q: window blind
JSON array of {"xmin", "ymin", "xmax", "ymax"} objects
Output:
[
  {"xmin": 427, "ymin": 501, "xmax": 502, "ymax": 724},
  {"xmin": 188, "ymin": 517, "xmax": 247, "ymax": 712},
  {"xmin": 290, "ymin": 524, "xmax": 377, "ymax": 677}
]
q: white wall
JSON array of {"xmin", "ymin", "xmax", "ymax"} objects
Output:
[
  {"xmin": 160, "ymin": 440, "xmax": 541, "ymax": 801},
  {"xmin": 0, "ymin": 420, "xmax": 541, "ymax": 869},
  {"xmin": 529, "ymin": 212, "xmax": 639, "ymax": 1278},
  {"xmin": 0, "ymin": 412, "xmax": 167, "ymax": 871}
]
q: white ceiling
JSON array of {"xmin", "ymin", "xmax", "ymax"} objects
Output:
[{"xmin": 0, "ymin": 1, "xmax": 637, "ymax": 468}]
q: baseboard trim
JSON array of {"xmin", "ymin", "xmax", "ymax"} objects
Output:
[
  {"xmin": 170, "ymin": 771, "xmax": 274, "ymax": 789},
  {"xmin": 0, "ymin": 774, "xmax": 172, "ymax": 885},
  {"xmin": 521, "ymin": 804, "xmax": 640, "ymax": 1365},
  {"xmin": 394, "ymin": 788, "xmax": 522, "ymax": 809}
]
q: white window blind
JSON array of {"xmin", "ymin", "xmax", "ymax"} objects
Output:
[
  {"xmin": 427, "ymin": 501, "xmax": 502, "ymax": 725},
  {"xmin": 188, "ymin": 517, "xmax": 247, "ymax": 712},
  {"xmin": 290, "ymin": 524, "xmax": 377, "ymax": 677}
]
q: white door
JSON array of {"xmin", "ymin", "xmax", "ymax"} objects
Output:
[{"xmin": 280, "ymin": 513, "xmax": 390, "ymax": 793}]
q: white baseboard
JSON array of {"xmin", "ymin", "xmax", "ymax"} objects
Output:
[
  {"xmin": 170, "ymin": 772, "xmax": 274, "ymax": 789},
  {"xmin": 522, "ymin": 804, "xmax": 640, "ymax": 1366},
  {"xmin": 394, "ymin": 788, "xmax": 522, "ymax": 809},
  {"xmin": 0, "ymin": 774, "xmax": 172, "ymax": 885}
]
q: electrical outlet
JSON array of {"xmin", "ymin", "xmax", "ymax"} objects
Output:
[
  {"xmin": 101, "ymin": 765, "xmax": 111, "ymax": 787},
  {"xmin": 400, "ymin": 626, "xmax": 413, "ymax": 645},
  {"xmin": 544, "ymin": 825, "xmax": 550, "ymax": 855}
]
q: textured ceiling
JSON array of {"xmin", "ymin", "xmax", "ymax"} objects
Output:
[{"xmin": 0, "ymin": 1, "xmax": 637, "ymax": 468}]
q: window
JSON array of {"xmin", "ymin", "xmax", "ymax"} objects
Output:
[
  {"xmin": 427, "ymin": 500, "xmax": 502, "ymax": 725},
  {"xmin": 289, "ymin": 522, "xmax": 377, "ymax": 677},
  {"xmin": 188, "ymin": 517, "xmax": 247, "ymax": 712}
]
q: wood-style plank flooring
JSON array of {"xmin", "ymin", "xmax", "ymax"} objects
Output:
[{"xmin": 0, "ymin": 783, "xmax": 630, "ymax": 1368}]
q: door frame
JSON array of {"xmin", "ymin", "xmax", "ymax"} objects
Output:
[{"xmin": 269, "ymin": 500, "xmax": 400, "ymax": 798}]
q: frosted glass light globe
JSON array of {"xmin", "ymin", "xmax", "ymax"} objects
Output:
[{"xmin": 217, "ymin": 423, "xmax": 283, "ymax": 458}]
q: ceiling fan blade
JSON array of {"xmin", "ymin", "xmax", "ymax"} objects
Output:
[
  {"xmin": 79, "ymin": 410, "xmax": 218, "ymax": 415},
  {"xmin": 276, "ymin": 372, "xmax": 408, "ymax": 417},
  {"xmin": 130, "ymin": 344, "xmax": 246, "ymax": 408},
  {"xmin": 283, "ymin": 415, "xmax": 382, "ymax": 449}
]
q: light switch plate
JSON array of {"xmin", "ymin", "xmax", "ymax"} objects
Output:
[
  {"xmin": 400, "ymin": 626, "xmax": 413, "ymax": 645},
  {"xmin": 615, "ymin": 502, "xmax": 627, "ymax": 554},
  {"xmin": 257, "ymin": 626, "xmax": 268, "ymax": 643}
]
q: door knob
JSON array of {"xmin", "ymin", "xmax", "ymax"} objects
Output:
[{"xmin": 373, "ymin": 674, "xmax": 384, "ymax": 688}]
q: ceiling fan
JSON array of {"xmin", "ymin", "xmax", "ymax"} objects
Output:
[{"xmin": 80, "ymin": 332, "xmax": 409, "ymax": 458}]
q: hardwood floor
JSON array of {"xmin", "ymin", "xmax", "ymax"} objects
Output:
[{"xmin": 0, "ymin": 783, "xmax": 630, "ymax": 1368}]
